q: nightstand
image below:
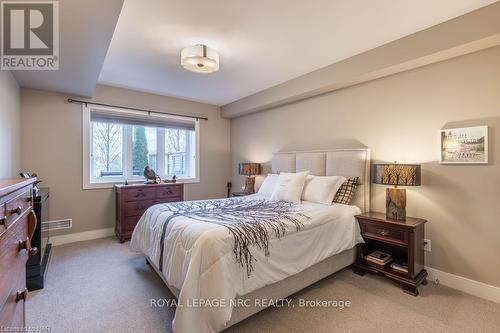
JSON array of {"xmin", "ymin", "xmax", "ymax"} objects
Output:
[
  {"xmin": 232, "ymin": 191, "xmax": 252, "ymax": 197},
  {"xmin": 353, "ymin": 212, "xmax": 428, "ymax": 296}
]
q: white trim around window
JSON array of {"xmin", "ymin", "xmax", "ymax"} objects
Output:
[{"xmin": 82, "ymin": 104, "xmax": 200, "ymax": 189}]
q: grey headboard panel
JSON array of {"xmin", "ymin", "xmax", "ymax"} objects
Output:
[{"xmin": 272, "ymin": 148, "xmax": 371, "ymax": 212}]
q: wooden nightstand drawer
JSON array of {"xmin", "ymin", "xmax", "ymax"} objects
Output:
[{"xmin": 360, "ymin": 222, "xmax": 408, "ymax": 246}]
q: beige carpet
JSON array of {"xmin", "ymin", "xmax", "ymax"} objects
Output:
[{"xmin": 27, "ymin": 238, "xmax": 500, "ymax": 333}]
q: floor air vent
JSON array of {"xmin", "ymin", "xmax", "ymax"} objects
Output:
[{"xmin": 41, "ymin": 219, "xmax": 72, "ymax": 231}]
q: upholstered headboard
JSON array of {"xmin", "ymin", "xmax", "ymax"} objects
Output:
[{"xmin": 272, "ymin": 148, "xmax": 371, "ymax": 212}]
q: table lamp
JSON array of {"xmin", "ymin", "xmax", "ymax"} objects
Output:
[
  {"xmin": 372, "ymin": 162, "xmax": 421, "ymax": 221},
  {"xmin": 238, "ymin": 163, "xmax": 261, "ymax": 194}
]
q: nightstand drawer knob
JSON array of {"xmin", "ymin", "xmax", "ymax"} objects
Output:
[{"xmin": 378, "ymin": 229, "xmax": 389, "ymax": 236}]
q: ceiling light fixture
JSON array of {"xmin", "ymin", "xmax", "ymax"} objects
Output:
[{"xmin": 181, "ymin": 44, "xmax": 219, "ymax": 74}]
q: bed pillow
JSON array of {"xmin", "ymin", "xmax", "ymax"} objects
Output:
[
  {"xmin": 271, "ymin": 171, "xmax": 310, "ymax": 203},
  {"xmin": 257, "ymin": 174, "xmax": 279, "ymax": 197},
  {"xmin": 333, "ymin": 177, "xmax": 359, "ymax": 205},
  {"xmin": 301, "ymin": 175, "xmax": 346, "ymax": 205}
]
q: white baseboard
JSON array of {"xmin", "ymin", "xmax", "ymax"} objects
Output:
[
  {"xmin": 50, "ymin": 227, "xmax": 115, "ymax": 247},
  {"xmin": 426, "ymin": 266, "xmax": 500, "ymax": 304}
]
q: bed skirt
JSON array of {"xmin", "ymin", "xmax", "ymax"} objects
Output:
[{"xmin": 146, "ymin": 247, "xmax": 356, "ymax": 331}]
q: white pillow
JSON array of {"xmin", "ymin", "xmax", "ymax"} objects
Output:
[
  {"xmin": 301, "ymin": 175, "xmax": 346, "ymax": 205},
  {"xmin": 257, "ymin": 174, "xmax": 279, "ymax": 197},
  {"xmin": 271, "ymin": 171, "xmax": 310, "ymax": 203}
]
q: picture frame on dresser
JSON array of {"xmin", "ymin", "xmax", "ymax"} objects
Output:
[{"xmin": 115, "ymin": 183, "xmax": 184, "ymax": 243}]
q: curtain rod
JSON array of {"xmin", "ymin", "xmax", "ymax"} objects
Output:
[{"xmin": 66, "ymin": 98, "xmax": 209, "ymax": 121}]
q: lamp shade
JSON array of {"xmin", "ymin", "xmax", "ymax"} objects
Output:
[
  {"xmin": 238, "ymin": 163, "xmax": 261, "ymax": 176},
  {"xmin": 372, "ymin": 164, "xmax": 421, "ymax": 186}
]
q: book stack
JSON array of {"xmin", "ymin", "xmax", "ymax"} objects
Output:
[
  {"xmin": 365, "ymin": 250, "xmax": 393, "ymax": 269},
  {"xmin": 390, "ymin": 258, "xmax": 408, "ymax": 274}
]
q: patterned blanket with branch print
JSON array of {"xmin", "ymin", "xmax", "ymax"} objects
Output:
[{"xmin": 157, "ymin": 198, "xmax": 310, "ymax": 277}]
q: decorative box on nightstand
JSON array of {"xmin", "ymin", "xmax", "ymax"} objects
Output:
[{"xmin": 353, "ymin": 212, "xmax": 428, "ymax": 296}]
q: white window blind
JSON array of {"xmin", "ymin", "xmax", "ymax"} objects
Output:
[{"xmin": 89, "ymin": 108, "xmax": 196, "ymax": 130}]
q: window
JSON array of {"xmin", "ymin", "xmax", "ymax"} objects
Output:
[
  {"xmin": 83, "ymin": 105, "xmax": 199, "ymax": 188},
  {"xmin": 165, "ymin": 128, "xmax": 195, "ymax": 178}
]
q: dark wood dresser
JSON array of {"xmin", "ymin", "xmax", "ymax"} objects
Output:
[
  {"xmin": 115, "ymin": 183, "xmax": 184, "ymax": 242},
  {"xmin": 0, "ymin": 178, "xmax": 38, "ymax": 329}
]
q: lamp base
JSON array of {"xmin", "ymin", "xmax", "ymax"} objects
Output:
[
  {"xmin": 386, "ymin": 188, "xmax": 406, "ymax": 221},
  {"xmin": 244, "ymin": 176, "xmax": 256, "ymax": 194}
]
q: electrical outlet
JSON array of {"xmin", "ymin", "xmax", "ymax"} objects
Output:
[{"xmin": 423, "ymin": 239, "xmax": 431, "ymax": 252}]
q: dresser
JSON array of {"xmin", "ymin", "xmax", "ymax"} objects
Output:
[
  {"xmin": 115, "ymin": 183, "xmax": 184, "ymax": 243},
  {"xmin": 0, "ymin": 178, "xmax": 38, "ymax": 329}
]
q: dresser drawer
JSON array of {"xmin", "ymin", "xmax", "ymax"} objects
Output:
[
  {"xmin": 0, "ymin": 216, "xmax": 28, "ymax": 308},
  {"xmin": 0, "ymin": 273, "xmax": 26, "ymax": 328},
  {"xmin": 123, "ymin": 187, "xmax": 156, "ymax": 202},
  {"xmin": 156, "ymin": 185, "xmax": 182, "ymax": 201},
  {"xmin": 122, "ymin": 216, "xmax": 141, "ymax": 233},
  {"xmin": 5, "ymin": 190, "xmax": 32, "ymax": 228},
  {"xmin": 360, "ymin": 221, "xmax": 408, "ymax": 246},
  {"xmin": 123, "ymin": 200, "xmax": 156, "ymax": 217}
]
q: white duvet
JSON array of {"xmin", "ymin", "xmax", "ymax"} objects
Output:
[{"xmin": 130, "ymin": 194, "xmax": 363, "ymax": 333}]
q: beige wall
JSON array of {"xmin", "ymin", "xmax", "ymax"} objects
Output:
[
  {"xmin": 21, "ymin": 85, "xmax": 230, "ymax": 235},
  {"xmin": 0, "ymin": 70, "xmax": 20, "ymax": 178},
  {"xmin": 231, "ymin": 46, "xmax": 500, "ymax": 287}
]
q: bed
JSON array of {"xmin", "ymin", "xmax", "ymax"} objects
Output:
[{"xmin": 130, "ymin": 148, "xmax": 370, "ymax": 332}]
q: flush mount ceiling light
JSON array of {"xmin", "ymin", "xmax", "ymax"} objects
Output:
[{"xmin": 181, "ymin": 44, "xmax": 219, "ymax": 74}]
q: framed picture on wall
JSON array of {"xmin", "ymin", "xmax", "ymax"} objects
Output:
[{"xmin": 440, "ymin": 126, "xmax": 488, "ymax": 164}]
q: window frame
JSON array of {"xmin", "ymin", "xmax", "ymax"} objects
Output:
[{"xmin": 82, "ymin": 104, "xmax": 200, "ymax": 189}]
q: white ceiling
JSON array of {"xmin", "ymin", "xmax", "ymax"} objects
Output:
[
  {"xmin": 12, "ymin": 0, "xmax": 123, "ymax": 97},
  {"xmin": 98, "ymin": 0, "xmax": 497, "ymax": 105}
]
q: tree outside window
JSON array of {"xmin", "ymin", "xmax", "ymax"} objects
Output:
[
  {"xmin": 92, "ymin": 122, "xmax": 123, "ymax": 177},
  {"xmin": 132, "ymin": 126, "xmax": 149, "ymax": 175}
]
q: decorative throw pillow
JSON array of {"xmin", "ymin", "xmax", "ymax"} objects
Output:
[
  {"xmin": 257, "ymin": 174, "xmax": 279, "ymax": 197},
  {"xmin": 271, "ymin": 171, "xmax": 310, "ymax": 203},
  {"xmin": 333, "ymin": 177, "xmax": 359, "ymax": 205},
  {"xmin": 301, "ymin": 175, "xmax": 346, "ymax": 205}
]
